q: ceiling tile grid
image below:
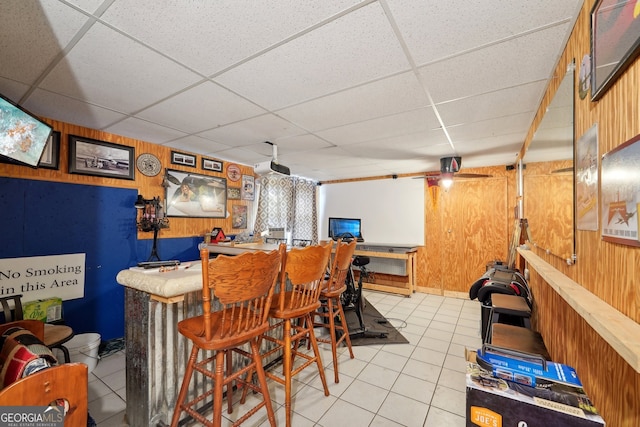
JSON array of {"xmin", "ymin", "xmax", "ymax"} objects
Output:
[{"xmin": 0, "ymin": 0, "xmax": 583, "ymax": 181}]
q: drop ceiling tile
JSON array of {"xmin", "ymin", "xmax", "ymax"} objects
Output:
[
  {"xmin": 100, "ymin": 0, "xmax": 359, "ymax": 75},
  {"xmin": 0, "ymin": 78, "xmax": 30, "ymax": 104},
  {"xmin": 23, "ymin": 88, "xmax": 127, "ymax": 130},
  {"xmin": 65, "ymin": 0, "xmax": 105, "ymax": 14},
  {"xmin": 340, "ymin": 131, "xmax": 450, "ymax": 161},
  {"xmin": 283, "ymin": 146, "xmax": 370, "ymax": 168},
  {"xmin": 266, "ymin": 134, "xmax": 333, "ymax": 153},
  {"xmin": 317, "ymin": 108, "xmax": 441, "ymax": 146},
  {"xmin": 452, "ymin": 137, "xmax": 522, "ymax": 168},
  {"xmin": 39, "ymin": 23, "xmax": 201, "ymax": 113},
  {"xmin": 436, "ymin": 81, "xmax": 545, "ymax": 127},
  {"xmin": 198, "ymin": 114, "xmax": 306, "ymax": 147},
  {"xmin": 213, "ymin": 147, "xmax": 269, "ymax": 166},
  {"xmin": 215, "ymin": 3, "xmax": 411, "ymax": 110},
  {"xmin": 104, "ymin": 117, "xmax": 187, "ymax": 145},
  {"xmin": 387, "ymin": 0, "xmax": 581, "ymax": 65},
  {"xmin": 277, "ymin": 71, "xmax": 429, "ymax": 132},
  {"xmin": 136, "ymin": 81, "xmax": 266, "ymax": 133},
  {"xmin": 418, "ymin": 23, "xmax": 571, "ymax": 103},
  {"xmin": 0, "ymin": 1, "xmax": 88, "ymax": 84},
  {"xmin": 162, "ymin": 135, "xmax": 233, "ymax": 156},
  {"xmin": 447, "ymin": 112, "xmax": 533, "ymax": 143}
]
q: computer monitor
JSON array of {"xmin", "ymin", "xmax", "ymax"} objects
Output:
[{"xmin": 328, "ymin": 217, "xmax": 363, "ymax": 241}]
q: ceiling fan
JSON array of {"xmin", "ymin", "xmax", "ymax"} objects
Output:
[{"xmin": 414, "ymin": 157, "xmax": 492, "ymax": 188}]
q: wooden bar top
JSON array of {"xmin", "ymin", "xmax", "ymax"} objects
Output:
[
  {"xmin": 116, "ymin": 262, "xmax": 203, "ymax": 299},
  {"xmin": 518, "ymin": 247, "xmax": 640, "ymax": 373}
]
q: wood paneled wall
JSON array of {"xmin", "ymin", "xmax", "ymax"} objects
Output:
[
  {"xmin": 523, "ymin": 159, "xmax": 574, "ymax": 261},
  {"xmin": 519, "ymin": 1, "xmax": 640, "ymax": 425},
  {"xmin": 0, "ymin": 118, "xmax": 256, "ymax": 241},
  {"xmin": 416, "ymin": 165, "xmax": 515, "ymax": 296}
]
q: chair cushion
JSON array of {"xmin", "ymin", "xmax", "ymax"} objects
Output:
[{"xmin": 0, "ymin": 327, "xmax": 57, "ymax": 388}]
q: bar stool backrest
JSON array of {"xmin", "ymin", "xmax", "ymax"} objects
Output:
[
  {"xmin": 200, "ymin": 244, "xmax": 284, "ymax": 341},
  {"xmin": 275, "ymin": 241, "xmax": 332, "ymax": 313},
  {"xmin": 325, "ymin": 239, "xmax": 357, "ymax": 294}
]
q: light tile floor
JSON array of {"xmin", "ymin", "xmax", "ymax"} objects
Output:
[{"xmin": 87, "ymin": 291, "xmax": 482, "ymax": 426}]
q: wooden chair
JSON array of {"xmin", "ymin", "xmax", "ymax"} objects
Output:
[
  {"xmin": 249, "ymin": 241, "xmax": 332, "ymax": 427},
  {"xmin": 0, "ymin": 295, "xmax": 74, "ymax": 363},
  {"xmin": 312, "ymin": 238, "xmax": 356, "ymax": 383},
  {"xmin": 170, "ymin": 245, "xmax": 284, "ymax": 427},
  {"xmin": 0, "ymin": 320, "xmax": 88, "ymax": 427}
]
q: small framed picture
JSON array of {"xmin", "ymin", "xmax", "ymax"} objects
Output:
[
  {"xmin": 232, "ymin": 204, "xmax": 248, "ymax": 229},
  {"xmin": 171, "ymin": 151, "xmax": 196, "ymax": 167},
  {"xmin": 202, "ymin": 157, "xmax": 223, "ymax": 172},
  {"xmin": 68, "ymin": 135, "xmax": 135, "ymax": 180},
  {"xmin": 227, "ymin": 186, "xmax": 241, "ymax": 200},
  {"xmin": 241, "ymin": 175, "xmax": 255, "ymax": 201}
]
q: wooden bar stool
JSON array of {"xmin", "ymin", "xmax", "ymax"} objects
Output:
[
  {"xmin": 312, "ymin": 238, "xmax": 356, "ymax": 383},
  {"xmin": 249, "ymin": 242, "xmax": 332, "ymax": 427},
  {"xmin": 484, "ymin": 293, "xmax": 532, "ymax": 343},
  {"xmin": 170, "ymin": 245, "xmax": 284, "ymax": 427}
]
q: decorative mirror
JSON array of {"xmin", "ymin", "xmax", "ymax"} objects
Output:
[{"xmin": 523, "ymin": 61, "xmax": 576, "ymax": 264}]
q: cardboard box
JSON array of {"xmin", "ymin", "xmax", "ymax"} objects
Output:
[
  {"xmin": 23, "ymin": 297, "xmax": 63, "ymax": 323},
  {"xmin": 465, "ymin": 348, "xmax": 605, "ymax": 427}
]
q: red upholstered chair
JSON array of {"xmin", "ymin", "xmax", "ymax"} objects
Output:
[
  {"xmin": 170, "ymin": 245, "xmax": 284, "ymax": 427},
  {"xmin": 313, "ymin": 238, "xmax": 356, "ymax": 383}
]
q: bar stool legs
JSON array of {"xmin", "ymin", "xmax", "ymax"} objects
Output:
[{"xmin": 315, "ymin": 294, "xmax": 354, "ymax": 383}]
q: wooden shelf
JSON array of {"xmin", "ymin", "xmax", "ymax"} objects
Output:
[{"xmin": 518, "ymin": 247, "xmax": 640, "ymax": 373}]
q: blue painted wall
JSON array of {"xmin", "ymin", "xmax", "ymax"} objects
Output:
[{"xmin": 0, "ymin": 177, "xmax": 201, "ymax": 340}]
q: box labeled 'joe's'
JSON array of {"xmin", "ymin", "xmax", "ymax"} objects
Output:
[{"xmin": 465, "ymin": 348, "xmax": 605, "ymax": 427}]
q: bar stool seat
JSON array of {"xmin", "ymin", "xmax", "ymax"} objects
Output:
[
  {"xmin": 43, "ymin": 324, "xmax": 74, "ymax": 363},
  {"xmin": 484, "ymin": 293, "xmax": 532, "ymax": 343},
  {"xmin": 490, "ymin": 323, "xmax": 550, "ymax": 360}
]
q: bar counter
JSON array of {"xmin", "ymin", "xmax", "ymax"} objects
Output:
[{"xmin": 116, "ymin": 243, "xmax": 282, "ymax": 426}]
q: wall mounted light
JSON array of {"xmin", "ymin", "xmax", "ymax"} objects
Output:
[{"xmin": 135, "ymin": 195, "xmax": 169, "ymax": 261}]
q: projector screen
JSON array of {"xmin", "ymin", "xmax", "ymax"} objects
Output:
[{"xmin": 319, "ymin": 177, "xmax": 424, "ymax": 245}]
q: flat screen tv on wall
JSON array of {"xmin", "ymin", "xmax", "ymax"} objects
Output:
[
  {"xmin": 328, "ymin": 217, "xmax": 364, "ymax": 241},
  {"xmin": 0, "ymin": 93, "xmax": 52, "ymax": 167}
]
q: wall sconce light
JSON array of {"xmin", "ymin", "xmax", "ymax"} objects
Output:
[{"xmin": 135, "ymin": 195, "xmax": 169, "ymax": 261}]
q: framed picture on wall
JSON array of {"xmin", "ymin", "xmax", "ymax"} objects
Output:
[
  {"xmin": 600, "ymin": 133, "xmax": 640, "ymax": 247},
  {"xmin": 68, "ymin": 135, "xmax": 134, "ymax": 180},
  {"xmin": 576, "ymin": 124, "xmax": 599, "ymax": 231},
  {"xmin": 171, "ymin": 151, "xmax": 196, "ymax": 167},
  {"xmin": 227, "ymin": 186, "xmax": 241, "ymax": 200},
  {"xmin": 0, "ymin": 130, "xmax": 60, "ymax": 170},
  {"xmin": 202, "ymin": 157, "xmax": 223, "ymax": 172},
  {"xmin": 232, "ymin": 204, "xmax": 248, "ymax": 229},
  {"xmin": 590, "ymin": 0, "xmax": 640, "ymax": 100},
  {"xmin": 241, "ymin": 175, "xmax": 255, "ymax": 201},
  {"xmin": 164, "ymin": 169, "xmax": 227, "ymax": 218}
]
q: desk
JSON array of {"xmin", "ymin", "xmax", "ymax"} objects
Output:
[{"xmin": 352, "ymin": 243, "xmax": 419, "ymax": 297}]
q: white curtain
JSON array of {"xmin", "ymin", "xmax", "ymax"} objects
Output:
[{"xmin": 254, "ymin": 175, "xmax": 317, "ymax": 245}]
